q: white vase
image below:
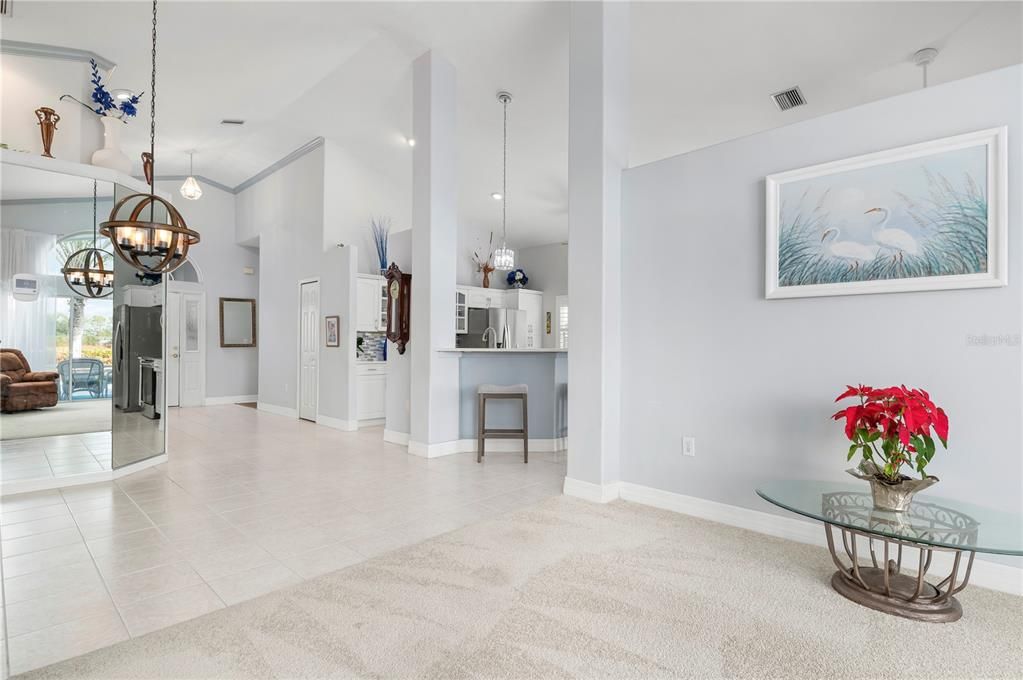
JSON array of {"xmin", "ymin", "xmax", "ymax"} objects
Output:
[{"xmin": 91, "ymin": 116, "xmax": 132, "ymax": 174}]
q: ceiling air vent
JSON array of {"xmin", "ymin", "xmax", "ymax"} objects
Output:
[
  {"xmin": 771, "ymin": 86, "xmax": 806, "ymax": 112},
  {"xmin": 220, "ymin": 119, "xmax": 245, "ymax": 126}
]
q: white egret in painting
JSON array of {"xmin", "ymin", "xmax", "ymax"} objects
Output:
[
  {"xmin": 865, "ymin": 207, "xmax": 919, "ymax": 262},
  {"xmin": 820, "ymin": 228, "xmax": 879, "ymax": 270}
]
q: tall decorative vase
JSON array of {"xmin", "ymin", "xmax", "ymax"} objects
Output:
[
  {"xmin": 34, "ymin": 107, "xmax": 60, "ymax": 158},
  {"xmin": 91, "ymin": 117, "xmax": 132, "ymax": 174}
]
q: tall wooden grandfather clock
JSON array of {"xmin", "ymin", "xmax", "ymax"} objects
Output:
[{"xmin": 385, "ymin": 263, "xmax": 411, "ymax": 354}]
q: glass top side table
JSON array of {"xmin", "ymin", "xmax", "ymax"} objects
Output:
[{"xmin": 757, "ymin": 480, "xmax": 1023, "ymax": 622}]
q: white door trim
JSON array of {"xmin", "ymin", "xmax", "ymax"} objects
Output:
[
  {"xmin": 166, "ymin": 281, "xmax": 207, "ymax": 407},
  {"xmin": 297, "ymin": 278, "xmax": 320, "ymax": 421}
]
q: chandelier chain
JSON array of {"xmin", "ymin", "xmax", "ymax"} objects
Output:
[
  {"xmin": 150, "ymin": 0, "xmax": 157, "ymax": 195},
  {"xmin": 92, "ymin": 180, "xmax": 98, "ymax": 245},
  {"xmin": 502, "ymin": 96, "xmax": 508, "ymax": 243}
]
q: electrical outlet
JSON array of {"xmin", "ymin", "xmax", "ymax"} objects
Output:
[{"xmin": 682, "ymin": 436, "xmax": 696, "ymax": 457}]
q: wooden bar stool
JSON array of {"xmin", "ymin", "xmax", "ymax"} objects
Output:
[{"xmin": 477, "ymin": 384, "xmax": 528, "ymax": 463}]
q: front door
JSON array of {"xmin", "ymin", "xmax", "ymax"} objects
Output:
[{"xmin": 299, "ymin": 281, "xmax": 319, "ymax": 421}]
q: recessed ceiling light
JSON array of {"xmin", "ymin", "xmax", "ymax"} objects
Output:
[
  {"xmin": 491, "ymin": 192, "xmax": 503, "ymax": 200},
  {"xmin": 220, "ymin": 119, "xmax": 245, "ymax": 126},
  {"xmin": 406, "ymin": 137, "xmax": 416, "ymax": 147}
]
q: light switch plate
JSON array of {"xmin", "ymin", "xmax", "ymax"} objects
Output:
[{"xmin": 682, "ymin": 436, "xmax": 696, "ymax": 457}]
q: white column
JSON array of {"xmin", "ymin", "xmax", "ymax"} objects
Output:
[
  {"xmin": 409, "ymin": 51, "xmax": 461, "ymax": 454},
  {"xmin": 564, "ymin": 1, "xmax": 629, "ymax": 499}
]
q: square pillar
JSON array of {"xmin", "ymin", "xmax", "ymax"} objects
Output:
[
  {"xmin": 565, "ymin": 1, "xmax": 629, "ymax": 499},
  {"xmin": 409, "ymin": 51, "xmax": 461, "ymax": 454}
]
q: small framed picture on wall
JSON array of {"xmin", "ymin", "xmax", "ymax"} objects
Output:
[{"xmin": 325, "ymin": 315, "xmax": 340, "ymax": 347}]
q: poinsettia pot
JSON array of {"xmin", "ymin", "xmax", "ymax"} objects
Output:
[{"xmin": 846, "ymin": 464, "xmax": 938, "ymax": 512}]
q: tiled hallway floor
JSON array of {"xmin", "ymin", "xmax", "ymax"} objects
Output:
[{"xmin": 0, "ymin": 405, "xmax": 566, "ymax": 676}]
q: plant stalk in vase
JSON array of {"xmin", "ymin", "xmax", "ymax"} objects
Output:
[
  {"xmin": 370, "ymin": 216, "xmax": 391, "ymax": 274},
  {"xmin": 833, "ymin": 384, "xmax": 949, "ymax": 511},
  {"xmin": 472, "ymin": 232, "xmax": 496, "ymax": 288}
]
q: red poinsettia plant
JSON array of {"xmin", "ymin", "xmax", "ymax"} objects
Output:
[{"xmin": 833, "ymin": 385, "xmax": 949, "ymax": 483}]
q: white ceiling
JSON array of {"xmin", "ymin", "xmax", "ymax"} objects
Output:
[{"xmin": 4, "ymin": 1, "xmax": 1021, "ymax": 247}]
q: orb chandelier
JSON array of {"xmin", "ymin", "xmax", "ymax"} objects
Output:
[
  {"xmin": 61, "ymin": 180, "xmax": 114, "ymax": 299},
  {"xmin": 179, "ymin": 150, "xmax": 202, "ymax": 201},
  {"xmin": 492, "ymin": 91, "xmax": 515, "ymax": 270},
  {"xmin": 100, "ymin": 0, "xmax": 199, "ymax": 275}
]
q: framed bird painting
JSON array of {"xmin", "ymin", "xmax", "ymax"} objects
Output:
[{"xmin": 765, "ymin": 127, "xmax": 1007, "ymax": 299}]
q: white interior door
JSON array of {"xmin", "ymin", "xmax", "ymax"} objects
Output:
[
  {"xmin": 166, "ymin": 291, "xmax": 181, "ymax": 407},
  {"xmin": 166, "ymin": 287, "xmax": 206, "ymax": 408},
  {"xmin": 178, "ymin": 293, "xmax": 205, "ymax": 406},
  {"xmin": 299, "ymin": 281, "xmax": 319, "ymax": 421}
]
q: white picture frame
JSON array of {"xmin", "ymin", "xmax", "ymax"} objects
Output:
[{"xmin": 765, "ymin": 127, "xmax": 1008, "ymax": 299}]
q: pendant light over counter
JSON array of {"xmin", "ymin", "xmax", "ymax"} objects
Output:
[
  {"xmin": 100, "ymin": 0, "xmax": 200, "ymax": 275},
  {"xmin": 492, "ymin": 91, "xmax": 515, "ymax": 270},
  {"xmin": 179, "ymin": 150, "xmax": 203, "ymax": 201},
  {"xmin": 61, "ymin": 180, "xmax": 114, "ymax": 298}
]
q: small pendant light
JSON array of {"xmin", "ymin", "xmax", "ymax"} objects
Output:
[
  {"xmin": 492, "ymin": 91, "xmax": 515, "ymax": 270},
  {"xmin": 179, "ymin": 150, "xmax": 203, "ymax": 201},
  {"xmin": 100, "ymin": 0, "xmax": 199, "ymax": 275},
  {"xmin": 61, "ymin": 180, "xmax": 114, "ymax": 298}
]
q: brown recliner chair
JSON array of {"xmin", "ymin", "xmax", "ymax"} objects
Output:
[{"xmin": 1, "ymin": 349, "xmax": 59, "ymax": 413}]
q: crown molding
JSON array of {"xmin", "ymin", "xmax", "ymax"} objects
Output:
[
  {"xmin": 233, "ymin": 137, "xmax": 325, "ymax": 194},
  {"xmin": 1, "ymin": 39, "xmax": 116, "ymax": 71},
  {"xmin": 148, "ymin": 174, "xmax": 235, "ymax": 195}
]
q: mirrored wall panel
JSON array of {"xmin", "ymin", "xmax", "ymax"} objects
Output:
[
  {"xmin": 1, "ymin": 164, "xmax": 114, "ymax": 482},
  {"xmin": 110, "ymin": 182, "xmax": 166, "ymax": 469}
]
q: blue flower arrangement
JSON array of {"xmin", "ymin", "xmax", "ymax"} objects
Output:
[
  {"xmin": 60, "ymin": 59, "xmax": 142, "ymax": 122},
  {"xmin": 506, "ymin": 268, "xmax": 528, "ymax": 288}
]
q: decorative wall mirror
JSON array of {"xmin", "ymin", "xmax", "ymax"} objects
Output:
[
  {"xmin": 219, "ymin": 298, "xmax": 257, "ymax": 347},
  {"xmin": 385, "ymin": 263, "xmax": 411, "ymax": 354}
]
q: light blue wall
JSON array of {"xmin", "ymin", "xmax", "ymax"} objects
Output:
[{"xmin": 457, "ymin": 354, "xmax": 568, "ymax": 439}]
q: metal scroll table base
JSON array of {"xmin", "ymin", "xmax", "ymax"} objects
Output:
[{"xmin": 825, "ymin": 524, "xmax": 975, "ymax": 623}]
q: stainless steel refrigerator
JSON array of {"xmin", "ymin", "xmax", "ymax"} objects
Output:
[
  {"xmin": 459, "ymin": 307, "xmax": 525, "ymax": 349},
  {"xmin": 113, "ymin": 304, "xmax": 163, "ymax": 412}
]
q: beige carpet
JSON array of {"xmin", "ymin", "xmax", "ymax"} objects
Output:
[
  {"xmin": 0, "ymin": 400, "xmax": 111, "ymax": 440},
  {"xmin": 19, "ymin": 497, "xmax": 1022, "ymax": 679}
]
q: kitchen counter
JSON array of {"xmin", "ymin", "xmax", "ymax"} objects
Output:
[
  {"xmin": 440, "ymin": 348, "xmax": 567, "ymax": 353},
  {"xmin": 450, "ymin": 350, "xmax": 568, "ymax": 444}
]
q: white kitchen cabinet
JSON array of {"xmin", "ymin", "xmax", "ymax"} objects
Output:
[
  {"xmin": 356, "ymin": 363, "xmax": 387, "ymax": 420},
  {"xmin": 356, "ymin": 275, "xmax": 385, "ymax": 332},
  {"xmin": 455, "ymin": 288, "xmax": 468, "ymax": 334},
  {"xmin": 464, "ymin": 287, "xmax": 505, "ymax": 309},
  {"xmin": 506, "ymin": 290, "xmax": 543, "ymax": 348}
]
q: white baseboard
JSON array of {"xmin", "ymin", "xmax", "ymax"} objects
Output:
[
  {"xmin": 316, "ymin": 414, "xmax": 358, "ymax": 431},
  {"xmin": 357, "ymin": 418, "xmax": 386, "ymax": 428},
  {"xmin": 612, "ymin": 482, "xmax": 1023, "ymax": 597},
  {"xmin": 257, "ymin": 402, "xmax": 298, "ymax": 418},
  {"xmin": 383, "ymin": 429, "xmax": 409, "ymax": 445},
  {"xmin": 563, "ymin": 477, "xmax": 621, "ymax": 503},
  {"xmin": 1, "ymin": 454, "xmax": 168, "ymax": 496},
  {"xmin": 408, "ymin": 437, "xmax": 567, "ymax": 459},
  {"xmin": 204, "ymin": 394, "xmax": 257, "ymax": 406}
]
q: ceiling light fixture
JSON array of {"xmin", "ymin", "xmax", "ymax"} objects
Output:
[
  {"xmin": 101, "ymin": 0, "xmax": 199, "ymax": 275},
  {"xmin": 491, "ymin": 192, "xmax": 503, "ymax": 201},
  {"xmin": 406, "ymin": 137, "xmax": 416, "ymax": 147},
  {"xmin": 61, "ymin": 180, "xmax": 114, "ymax": 298},
  {"xmin": 913, "ymin": 47, "xmax": 939, "ymax": 88},
  {"xmin": 179, "ymin": 150, "xmax": 203, "ymax": 201},
  {"xmin": 492, "ymin": 91, "xmax": 514, "ymax": 271}
]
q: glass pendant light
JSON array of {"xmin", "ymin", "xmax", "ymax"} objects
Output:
[
  {"xmin": 100, "ymin": 0, "xmax": 199, "ymax": 275},
  {"xmin": 179, "ymin": 150, "xmax": 203, "ymax": 200},
  {"xmin": 492, "ymin": 91, "xmax": 515, "ymax": 270},
  {"xmin": 61, "ymin": 180, "xmax": 114, "ymax": 298}
]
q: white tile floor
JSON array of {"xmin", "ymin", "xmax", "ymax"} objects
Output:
[
  {"xmin": 0, "ymin": 433, "xmax": 112, "ymax": 482},
  {"xmin": 0, "ymin": 405, "xmax": 566, "ymax": 676}
]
